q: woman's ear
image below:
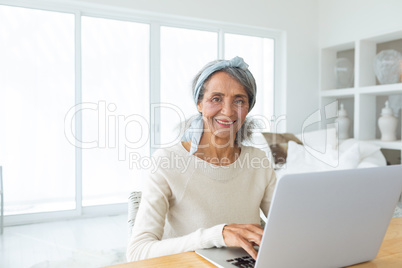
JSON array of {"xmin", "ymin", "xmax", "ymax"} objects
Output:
[{"xmin": 197, "ymin": 102, "xmax": 203, "ymax": 113}]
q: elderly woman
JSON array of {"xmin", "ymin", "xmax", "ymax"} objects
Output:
[{"xmin": 126, "ymin": 57, "xmax": 276, "ymax": 261}]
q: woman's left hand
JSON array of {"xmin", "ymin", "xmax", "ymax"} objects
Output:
[{"xmin": 222, "ymin": 223, "xmax": 263, "ymax": 260}]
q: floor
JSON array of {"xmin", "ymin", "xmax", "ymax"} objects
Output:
[{"xmin": 0, "ymin": 214, "xmax": 128, "ymax": 268}]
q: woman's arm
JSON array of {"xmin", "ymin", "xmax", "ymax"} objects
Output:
[
  {"xmin": 222, "ymin": 167, "xmax": 277, "ymax": 260},
  {"xmin": 126, "ymin": 171, "xmax": 226, "ymax": 262},
  {"xmin": 260, "ymin": 168, "xmax": 277, "ymax": 217}
]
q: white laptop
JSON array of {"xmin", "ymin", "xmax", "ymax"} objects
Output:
[{"xmin": 196, "ymin": 165, "xmax": 402, "ymax": 268}]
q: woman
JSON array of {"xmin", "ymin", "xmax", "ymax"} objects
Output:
[{"xmin": 126, "ymin": 56, "xmax": 276, "ymax": 261}]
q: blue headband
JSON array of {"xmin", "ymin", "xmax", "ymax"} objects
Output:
[
  {"xmin": 193, "ymin": 56, "xmax": 256, "ymax": 110},
  {"xmin": 182, "ymin": 56, "xmax": 256, "ymax": 155}
]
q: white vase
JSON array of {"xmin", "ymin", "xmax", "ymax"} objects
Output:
[
  {"xmin": 336, "ymin": 103, "xmax": 351, "ymax": 140},
  {"xmin": 374, "ymin": 49, "xmax": 402, "ymax": 85},
  {"xmin": 378, "ymin": 101, "xmax": 398, "ymax": 141},
  {"xmin": 334, "ymin": 58, "xmax": 354, "ymax": 88}
]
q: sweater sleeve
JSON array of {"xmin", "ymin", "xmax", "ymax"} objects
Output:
[
  {"xmin": 260, "ymin": 167, "xmax": 277, "ymax": 217},
  {"xmin": 126, "ymin": 168, "xmax": 226, "ymax": 262}
]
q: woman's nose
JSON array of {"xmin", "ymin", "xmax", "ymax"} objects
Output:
[{"xmin": 221, "ymin": 101, "xmax": 234, "ymax": 116}]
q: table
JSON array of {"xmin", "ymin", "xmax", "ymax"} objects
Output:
[{"xmin": 107, "ymin": 217, "xmax": 402, "ymax": 268}]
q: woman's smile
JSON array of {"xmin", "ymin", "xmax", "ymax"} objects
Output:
[{"xmin": 215, "ymin": 118, "xmax": 237, "ymax": 127}]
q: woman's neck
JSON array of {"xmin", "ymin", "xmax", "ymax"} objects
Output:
[{"xmin": 182, "ymin": 133, "xmax": 241, "ymax": 165}]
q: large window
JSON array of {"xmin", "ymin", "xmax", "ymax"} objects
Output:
[
  {"xmin": 0, "ymin": 6, "xmax": 75, "ymax": 215},
  {"xmin": 0, "ymin": 2, "xmax": 280, "ymax": 224},
  {"xmin": 81, "ymin": 16, "xmax": 149, "ymax": 206},
  {"xmin": 159, "ymin": 27, "xmax": 218, "ymax": 146},
  {"xmin": 225, "ymin": 34, "xmax": 275, "ymax": 121}
]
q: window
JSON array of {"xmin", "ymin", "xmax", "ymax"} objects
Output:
[
  {"xmin": 81, "ymin": 17, "xmax": 150, "ymax": 206},
  {"xmin": 159, "ymin": 27, "xmax": 218, "ymax": 146},
  {"xmin": 0, "ymin": 2, "xmax": 281, "ymax": 223},
  {"xmin": 225, "ymin": 34, "xmax": 275, "ymax": 121},
  {"xmin": 0, "ymin": 6, "xmax": 75, "ymax": 214}
]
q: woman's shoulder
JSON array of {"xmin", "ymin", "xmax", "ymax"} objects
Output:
[
  {"xmin": 241, "ymin": 145, "xmax": 270, "ymax": 158},
  {"xmin": 152, "ymin": 142, "xmax": 188, "ymax": 158},
  {"xmin": 239, "ymin": 145, "xmax": 275, "ymax": 171}
]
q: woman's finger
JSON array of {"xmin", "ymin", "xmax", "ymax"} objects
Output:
[
  {"xmin": 226, "ymin": 224, "xmax": 263, "ymax": 245},
  {"xmin": 222, "ymin": 223, "xmax": 263, "ymax": 259},
  {"xmin": 237, "ymin": 235, "xmax": 258, "ymax": 260}
]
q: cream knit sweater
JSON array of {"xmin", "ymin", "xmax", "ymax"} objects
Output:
[{"xmin": 126, "ymin": 142, "xmax": 276, "ymax": 261}]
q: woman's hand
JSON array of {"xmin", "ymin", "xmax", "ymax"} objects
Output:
[{"xmin": 222, "ymin": 224, "xmax": 264, "ymax": 260}]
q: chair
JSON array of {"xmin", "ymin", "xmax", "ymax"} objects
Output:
[
  {"xmin": 127, "ymin": 191, "xmax": 142, "ymax": 237},
  {"xmin": 0, "ymin": 166, "xmax": 3, "ymax": 234}
]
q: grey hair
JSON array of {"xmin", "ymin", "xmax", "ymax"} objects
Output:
[
  {"xmin": 192, "ymin": 59, "xmax": 257, "ymax": 108},
  {"xmin": 190, "ymin": 59, "xmax": 258, "ymax": 145}
]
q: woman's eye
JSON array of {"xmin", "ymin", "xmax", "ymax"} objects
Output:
[
  {"xmin": 211, "ymin": 97, "xmax": 221, "ymax": 102},
  {"xmin": 234, "ymin": 99, "xmax": 245, "ymax": 105}
]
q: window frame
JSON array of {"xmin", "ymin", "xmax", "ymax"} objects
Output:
[{"xmin": 1, "ymin": 0, "xmax": 285, "ymax": 226}]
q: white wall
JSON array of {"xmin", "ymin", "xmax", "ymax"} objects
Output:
[
  {"xmin": 76, "ymin": 0, "xmax": 320, "ymax": 133},
  {"xmin": 319, "ymin": 0, "xmax": 402, "ymax": 47}
]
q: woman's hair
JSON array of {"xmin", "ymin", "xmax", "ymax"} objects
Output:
[
  {"xmin": 190, "ymin": 59, "xmax": 258, "ymax": 145},
  {"xmin": 192, "ymin": 60, "xmax": 257, "ymax": 108}
]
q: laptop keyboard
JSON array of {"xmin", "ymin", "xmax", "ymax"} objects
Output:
[{"xmin": 226, "ymin": 256, "xmax": 255, "ymax": 267}]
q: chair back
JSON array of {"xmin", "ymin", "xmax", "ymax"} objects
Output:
[
  {"xmin": 0, "ymin": 166, "xmax": 3, "ymax": 234},
  {"xmin": 128, "ymin": 191, "xmax": 142, "ymax": 237}
]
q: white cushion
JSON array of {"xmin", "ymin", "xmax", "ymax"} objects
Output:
[
  {"xmin": 295, "ymin": 127, "xmax": 338, "ymax": 151},
  {"xmin": 285, "ymin": 140, "xmax": 360, "ymax": 173},
  {"xmin": 276, "ymin": 138, "xmax": 387, "ymax": 179}
]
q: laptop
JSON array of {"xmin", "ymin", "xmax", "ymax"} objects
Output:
[{"xmin": 196, "ymin": 165, "xmax": 402, "ymax": 268}]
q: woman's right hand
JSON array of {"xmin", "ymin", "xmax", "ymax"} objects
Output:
[{"xmin": 222, "ymin": 223, "xmax": 264, "ymax": 260}]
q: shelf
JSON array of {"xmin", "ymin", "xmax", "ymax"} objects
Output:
[
  {"xmin": 365, "ymin": 139, "xmax": 402, "ymax": 150},
  {"xmin": 320, "ymin": 84, "xmax": 402, "ymax": 97},
  {"xmin": 320, "ymin": 88, "xmax": 355, "ymax": 97},
  {"xmin": 358, "ymin": 33, "xmax": 402, "ymax": 87},
  {"xmin": 364, "ymin": 30, "xmax": 402, "ymax": 44},
  {"xmin": 320, "ymin": 30, "xmax": 402, "ymax": 165},
  {"xmin": 358, "ymin": 83, "xmax": 402, "ymax": 95},
  {"xmin": 320, "ymin": 42, "xmax": 355, "ymax": 91}
]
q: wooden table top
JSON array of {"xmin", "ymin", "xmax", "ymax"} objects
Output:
[{"xmin": 107, "ymin": 217, "xmax": 402, "ymax": 268}]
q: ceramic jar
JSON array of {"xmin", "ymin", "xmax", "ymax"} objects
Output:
[
  {"xmin": 378, "ymin": 100, "xmax": 398, "ymax": 141},
  {"xmin": 336, "ymin": 103, "xmax": 351, "ymax": 140}
]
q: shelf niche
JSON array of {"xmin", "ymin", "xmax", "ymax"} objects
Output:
[
  {"xmin": 359, "ymin": 31, "xmax": 402, "ymax": 87},
  {"xmin": 320, "ymin": 30, "xmax": 402, "ymax": 165},
  {"xmin": 376, "ymin": 38, "xmax": 402, "ymax": 86},
  {"xmin": 321, "ymin": 96, "xmax": 354, "ymax": 139},
  {"xmin": 320, "ymin": 42, "xmax": 355, "ymax": 91},
  {"xmin": 375, "ymin": 95, "xmax": 402, "ymax": 141}
]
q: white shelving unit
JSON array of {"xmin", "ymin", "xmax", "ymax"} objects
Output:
[{"xmin": 319, "ymin": 30, "xmax": 402, "ymax": 165}]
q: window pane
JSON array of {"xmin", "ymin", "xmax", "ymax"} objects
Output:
[
  {"xmin": 0, "ymin": 6, "xmax": 75, "ymax": 214},
  {"xmin": 159, "ymin": 27, "xmax": 218, "ymax": 147},
  {"xmin": 225, "ymin": 34, "xmax": 275, "ymax": 128},
  {"xmin": 81, "ymin": 17, "xmax": 149, "ymax": 206}
]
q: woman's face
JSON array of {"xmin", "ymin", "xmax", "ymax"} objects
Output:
[{"xmin": 197, "ymin": 71, "xmax": 249, "ymax": 143}]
